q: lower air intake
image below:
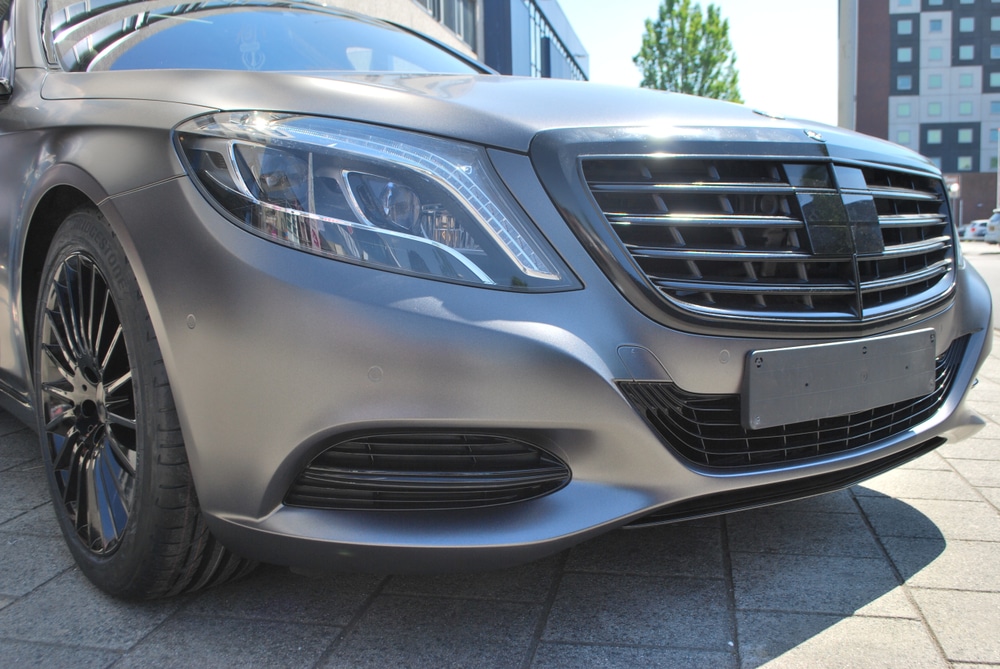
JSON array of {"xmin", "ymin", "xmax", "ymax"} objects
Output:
[
  {"xmin": 285, "ymin": 433, "xmax": 570, "ymax": 510},
  {"xmin": 619, "ymin": 335, "xmax": 967, "ymax": 468}
]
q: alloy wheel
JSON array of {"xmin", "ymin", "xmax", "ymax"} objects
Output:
[{"xmin": 39, "ymin": 252, "xmax": 138, "ymax": 555}]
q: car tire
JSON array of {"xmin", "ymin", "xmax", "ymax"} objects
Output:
[{"xmin": 34, "ymin": 207, "xmax": 256, "ymax": 599}]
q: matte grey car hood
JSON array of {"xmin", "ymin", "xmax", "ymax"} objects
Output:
[{"xmin": 41, "ymin": 69, "xmax": 931, "ymax": 167}]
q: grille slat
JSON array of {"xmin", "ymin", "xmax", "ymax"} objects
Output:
[
  {"xmin": 859, "ymin": 261, "xmax": 951, "ymax": 293},
  {"xmin": 652, "ymin": 278, "xmax": 855, "ymax": 296},
  {"xmin": 584, "ymin": 157, "xmax": 955, "ymax": 322},
  {"xmin": 630, "ymin": 248, "xmax": 815, "ymax": 261},
  {"xmin": 879, "ymin": 214, "xmax": 947, "ymax": 228},
  {"xmin": 877, "ymin": 237, "xmax": 951, "ymax": 258},
  {"xmin": 868, "ymin": 187, "xmax": 942, "ymax": 202},
  {"xmin": 619, "ymin": 336, "xmax": 966, "ymax": 468},
  {"xmin": 590, "ymin": 182, "xmax": 797, "ymax": 195},
  {"xmin": 609, "ymin": 214, "xmax": 803, "ymax": 229}
]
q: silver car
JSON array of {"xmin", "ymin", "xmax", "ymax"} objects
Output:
[{"xmin": 0, "ymin": 0, "xmax": 991, "ymax": 599}]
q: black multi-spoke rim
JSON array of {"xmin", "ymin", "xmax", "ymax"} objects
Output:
[{"xmin": 40, "ymin": 252, "xmax": 137, "ymax": 556}]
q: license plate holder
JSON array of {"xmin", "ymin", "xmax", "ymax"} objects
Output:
[{"xmin": 743, "ymin": 329, "xmax": 937, "ymax": 430}]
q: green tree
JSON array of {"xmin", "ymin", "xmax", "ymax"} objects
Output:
[{"xmin": 634, "ymin": 0, "xmax": 743, "ymax": 102}]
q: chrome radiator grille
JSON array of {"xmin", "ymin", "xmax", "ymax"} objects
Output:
[{"xmin": 582, "ymin": 158, "xmax": 955, "ymax": 322}]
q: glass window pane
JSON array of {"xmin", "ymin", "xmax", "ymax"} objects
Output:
[
  {"xmin": 960, "ymin": 45, "xmax": 975, "ymax": 60},
  {"xmin": 930, "ymin": 46, "xmax": 943, "ymax": 61},
  {"xmin": 960, "ymin": 17, "xmax": 975, "ymax": 32},
  {"xmin": 927, "ymin": 129, "xmax": 943, "ymax": 143},
  {"xmin": 958, "ymin": 128, "xmax": 974, "ymax": 142},
  {"xmin": 898, "ymin": 19, "xmax": 913, "ymax": 35}
]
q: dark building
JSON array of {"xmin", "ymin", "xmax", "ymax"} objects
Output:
[
  {"xmin": 845, "ymin": 0, "xmax": 1000, "ymax": 225},
  {"xmin": 480, "ymin": 0, "xmax": 588, "ymax": 79}
]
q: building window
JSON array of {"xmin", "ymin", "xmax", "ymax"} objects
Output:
[
  {"xmin": 992, "ymin": 128, "xmax": 999, "ymax": 142},
  {"xmin": 960, "ymin": 100, "xmax": 974, "ymax": 114},
  {"xmin": 992, "ymin": 100, "xmax": 1000, "ymax": 113},
  {"xmin": 960, "ymin": 45, "xmax": 975, "ymax": 60},
  {"xmin": 898, "ymin": 47, "xmax": 913, "ymax": 62},
  {"xmin": 897, "ymin": 74, "xmax": 913, "ymax": 90},
  {"xmin": 960, "ymin": 17, "xmax": 976, "ymax": 32},
  {"xmin": 929, "ymin": 46, "xmax": 944, "ymax": 61},
  {"xmin": 898, "ymin": 19, "xmax": 913, "ymax": 35},
  {"xmin": 930, "ymin": 157, "xmax": 943, "ymax": 169},
  {"xmin": 960, "ymin": 0, "xmax": 975, "ymax": 3},
  {"xmin": 929, "ymin": 19, "xmax": 943, "ymax": 33},
  {"xmin": 927, "ymin": 129, "xmax": 943, "ymax": 144},
  {"xmin": 897, "ymin": 130, "xmax": 911, "ymax": 145},
  {"xmin": 992, "ymin": 157, "xmax": 999, "ymax": 169},
  {"xmin": 958, "ymin": 156, "xmax": 974, "ymax": 171},
  {"xmin": 898, "ymin": 0, "xmax": 912, "ymax": 5},
  {"xmin": 928, "ymin": 73, "xmax": 943, "ymax": 88},
  {"xmin": 959, "ymin": 128, "xmax": 974, "ymax": 142},
  {"xmin": 898, "ymin": 102, "xmax": 912, "ymax": 117},
  {"xmin": 928, "ymin": 101, "xmax": 943, "ymax": 116},
  {"xmin": 994, "ymin": 16, "xmax": 1000, "ymax": 30},
  {"xmin": 929, "ymin": 0, "xmax": 944, "ymax": 5},
  {"xmin": 993, "ymin": 45, "xmax": 1000, "ymax": 58},
  {"xmin": 960, "ymin": 72, "xmax": 975, "ymax": 87},
  {"xmin": 415, "ymin": 0, "xmax": 477, "ymax": 49},
  {"xmin": 992, "ymin": 72, "xmax": 1000, "ymax": 86}
]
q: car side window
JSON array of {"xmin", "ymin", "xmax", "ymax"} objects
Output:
[{"xmin": 0, "ymin": 0, "xmax": 13, "ymax": 95}]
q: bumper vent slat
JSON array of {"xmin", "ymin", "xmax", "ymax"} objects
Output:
[
  {"xmin": 619, "ymin": 336, "xmax": 967, "ymax": 468},
  {"xmin": 285, "ymin": 434, "xmax": 570, "ymax": 510},
  {"xmin": 583, "ymin": 158, "xmax": 955, "ymax": 323}
]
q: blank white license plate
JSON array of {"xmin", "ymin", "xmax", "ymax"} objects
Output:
[{"xmin": 743, "ymin": 329, "xmax": 937, "ymax": 430}]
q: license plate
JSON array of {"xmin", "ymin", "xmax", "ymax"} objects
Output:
[{"xmin": 743, "ymin": 329, "xmax": 937, "ymax": 430}]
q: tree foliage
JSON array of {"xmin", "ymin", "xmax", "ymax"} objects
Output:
[{"xmin": 634, "ymin": 0, "xmax": 742, "ymax": 102}]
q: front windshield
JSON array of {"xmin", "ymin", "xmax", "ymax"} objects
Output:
[{"xmin": 47, "ymin": 1, "xmax": 481, "ymax": 74}]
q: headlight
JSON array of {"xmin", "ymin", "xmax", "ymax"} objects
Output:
[{"xmin": 175, "ymin": 112, "xmax": 578, "ymax": 291}]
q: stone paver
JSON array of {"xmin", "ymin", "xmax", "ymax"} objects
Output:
[{"xmin": 0, "ymin": 332, "xmax": 998, "ymax": 666}]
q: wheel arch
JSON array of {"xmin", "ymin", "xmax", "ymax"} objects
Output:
[{"xmin": 18, "ymin": 165, "xmax": 137, "ymax": 392}]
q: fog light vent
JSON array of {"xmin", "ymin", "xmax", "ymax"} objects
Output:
[{"xmin": 285, "ymin": 433, "xmax": 570, "ymax": 510}]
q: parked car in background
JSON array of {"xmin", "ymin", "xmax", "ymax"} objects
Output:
[
  {"xmin": 984, "ymin": 211, "xmax": 1000, "ymax": 244},
  {"xmin": 0, "ymin": 0, "xmax": 992, "ymax": 599},
  {"xmin": 963, "ymin": 219, "xmax": 989, "ymax": 240}
]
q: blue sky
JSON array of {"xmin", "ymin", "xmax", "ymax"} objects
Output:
[{"xmin": 557, "ymin": 0, "xmax": 840, "ymax": 126}]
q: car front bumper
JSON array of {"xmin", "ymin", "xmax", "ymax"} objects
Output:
[{"xmin": 104, "ymin": 156, "xmax": 992, "ymax": 573}]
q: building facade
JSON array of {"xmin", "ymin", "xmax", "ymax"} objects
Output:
[
  {"xmin": 845, "ymin": 0, "xmax": 1000, "ymax": 225},
  {"xmin": 325, "ymin": 0, "xmax": 588, "ymax": 80}
]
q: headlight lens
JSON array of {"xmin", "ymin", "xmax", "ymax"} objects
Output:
[{"xmin": 175, "ymin": 112, "xmax": 577, "ymax": 290}]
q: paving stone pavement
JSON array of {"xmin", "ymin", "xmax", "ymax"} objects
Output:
[{"xmin": 1, "ymin": 339, "xmax": 999, "ymax": 668}]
